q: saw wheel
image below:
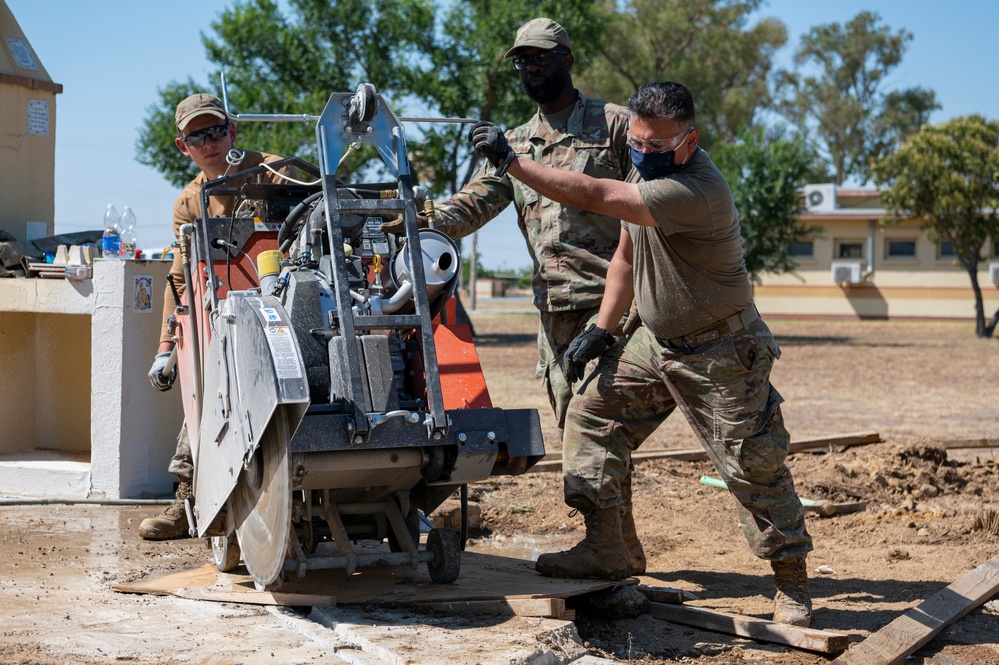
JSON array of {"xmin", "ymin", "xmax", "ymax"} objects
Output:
[{"xmin": 231, "ymin": 406, "xmax": 292, "ymax": 590}]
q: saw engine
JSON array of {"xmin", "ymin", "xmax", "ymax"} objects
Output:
[{"xmin": 170, "ymin": 83, "xmax": 545, "ymax": 589}]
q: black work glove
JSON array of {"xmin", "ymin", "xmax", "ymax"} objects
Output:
[
  {"xmin": 468, "ymin": 121, "xmax": 515, "ymax": 177},
  {"xmin": 563, "ymin": 324, "xmax": 616, "ymax": 383}
]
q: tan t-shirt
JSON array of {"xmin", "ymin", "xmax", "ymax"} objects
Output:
[
  {"xmin": 159, "ymin": 151, "xmax": 295, "ymax": 342},
  {"xmin": 625, "ymin": 149, "xmax": 752, "ymax": 340}
]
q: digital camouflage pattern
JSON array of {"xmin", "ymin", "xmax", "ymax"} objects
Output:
[
  {"xmin": 434, "ymin": 92, "xmax": 632, "ymax": 313},
  {"xmin": 562, "ymin": 318, "xmax": 813, "ymax": 561}
]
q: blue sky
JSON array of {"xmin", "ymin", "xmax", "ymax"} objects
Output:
[{"xmin": 7, "ymin": 0, "xmax": 999, "ymax": 270}]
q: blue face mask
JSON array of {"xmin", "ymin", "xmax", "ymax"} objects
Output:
[{"xmin": 631, "ymin": 146, "xmax": 691, "ymax": 181}]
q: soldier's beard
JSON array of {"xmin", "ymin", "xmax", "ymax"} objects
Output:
[{"xmin": 521, "ymin": 65, "xmax": 568, "ymax": 105}]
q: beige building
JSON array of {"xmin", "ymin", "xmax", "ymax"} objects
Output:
[
  {"xmin": 0, "ymin": 0, "xmax": 61, "ymax": 243},
  {"xmin": 755, "ymin": 184, "xmax": 999, "ymax": 320}
]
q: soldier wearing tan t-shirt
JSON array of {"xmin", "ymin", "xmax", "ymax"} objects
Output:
[
  {"xmin": 468, "ymin": 81, "xmax": 814, "ymax": 628},
  {"xmin": 142, "ymin": 93, "xmax": 293, "ymax": 540}
]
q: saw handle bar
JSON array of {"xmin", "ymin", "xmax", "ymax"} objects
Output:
[{"xmin": 219, "ymin": 72, "xmax": 478, "ymax": 126}]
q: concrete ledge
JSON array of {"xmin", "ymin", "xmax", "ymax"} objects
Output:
[{"xmin": 0, "ymin": 450, "xmax": 90, "ymax": 499}]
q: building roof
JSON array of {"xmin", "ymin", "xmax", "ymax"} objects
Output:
[{"xmin": 0, "ymin": 1, "xmax": 61, "ymax": 93}]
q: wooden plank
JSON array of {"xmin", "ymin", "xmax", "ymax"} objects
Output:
[
  {"xmin": 831, "ymin": 554, "xmax": 999, "ymax": 665},
  {"xmin": 940, "ymin": 437, "xmax": 999, "ymax": 449},
  {"xmin": 648, "ymin": 602, "xmax": 850, "ymax": 654},
  {"xmin": 529, "ymin": 432, "xmax": 880, "ymax": 472},
  {"xmin": 407, "ymin": 596, "xmax": 567, "ymax": 618},
  {"xmin": 177, "ymin": 587, "xmax": 336, "ymax": 607}
]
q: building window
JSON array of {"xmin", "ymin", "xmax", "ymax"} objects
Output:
[
  {"xmin": 789, "ymin": 240, "xmax": 814, "ymax": 259},
  {"xmin": 885, "ymin": 239, "xmax": 917, "ymax": 260},
  {"xmin": 937, "ymin": 240, "xmax": 955, "ymax": 260},
  {"xmin": 836, "ymin": 241, "xmax": 864, "ymax": 259}
]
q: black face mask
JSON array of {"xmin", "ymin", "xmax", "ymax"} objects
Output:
[
  {"xmin": 630, "ymin": 145, "xmax": 693, "ymax": 181},
  {"xmin": 521, "ymin": 62, "xmax": 569, "ymax": 105}
]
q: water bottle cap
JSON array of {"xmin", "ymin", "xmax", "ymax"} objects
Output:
[{"xmin": 123, "ymin": 205, "xmax": 133, "ymax": 211}]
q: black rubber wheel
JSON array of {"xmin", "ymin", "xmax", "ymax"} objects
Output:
[
  {"xmin": 426, "ymin": 527, "xmax": 461, "ymax": 584},
  {"xmin": 210, "ymin": 536, "xmax": 241, "ymax": 572},
  {"xmin": 387, "ymin": 506, "xmax": 420, "ymax": 553}
]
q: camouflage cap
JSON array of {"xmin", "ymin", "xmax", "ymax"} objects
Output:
[
  {"xmin": 175, "ymin": 93, "xmax": 227, "ymax": 132},
  {"xmin": 504, "ymin": 18, "xmax": 571, "ymax": 59}
]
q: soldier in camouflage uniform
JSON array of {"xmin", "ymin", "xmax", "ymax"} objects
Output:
[
  {"xmin": 385, "ymin": 18, "xmax": 659, "ymax": 576},
  {"xmin": 469, "ymin": 81, "xmax": 814, "ymax": 627},
  {"xmin": 143, "ymin": 93, "xmax": 296, "ymax": 540}
]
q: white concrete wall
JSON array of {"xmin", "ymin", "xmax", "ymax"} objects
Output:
[
  {"xmin": 90, "ymin": 259, "xmax": 184, "ymax": 499},
  {"xmin": 0, "ymin": 259, "xmax": 184, "ymax": 499}
]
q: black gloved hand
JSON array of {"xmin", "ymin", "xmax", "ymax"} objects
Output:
[
  {"xmin": 468, "ymin": 121, "xmax": 515, "ymax": 177},
  {"xmin": 563, "ymin": 324, "xmax": 616, "ymax": 383}
]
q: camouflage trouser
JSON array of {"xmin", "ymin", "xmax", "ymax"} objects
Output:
[
  {"xmin": 562, "ymin": 317, "xmax": 813, "ymax": 561},
  {"xmin": 167, "ymin": 421, "xmax": 193, "ymax": 480}
]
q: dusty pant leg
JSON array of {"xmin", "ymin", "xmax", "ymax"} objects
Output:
[
  {"xmin": 167, "ymin": 421, "xmax": 193, "ymax": 480},
  {"xmin": 538, "ymin": 310, "xmax": 598, "ymax": 435},
  {"xmin": 660, "ymin": 321, "xmax": 812, "ymax": 560},
  {"xmin": 562, "ymin": 325, "xmax": 674, "ymax": 510}
]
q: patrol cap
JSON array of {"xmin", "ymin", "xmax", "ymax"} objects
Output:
[
  {"xmin": 175, "ymin": 93, "xmax": 227, "ymax": 132},
  {"xmin": 504, "ymin": 18, "xmax": 571, "ymax": 59}
]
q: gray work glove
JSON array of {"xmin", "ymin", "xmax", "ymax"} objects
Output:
[
  {"xmin": 378, "ymin": 211, "xmax": 428, "ymax": 236},
  {"xmin": 148, "ymin": 352, "xmax": 176, "ymax": 392},
  {"xmin": 563, "ymin": 324, "xmax": 616, "ymax": 383},
  {"xmin": 468, "ymin": 121, "xmax": 515, "ymax": 177}
]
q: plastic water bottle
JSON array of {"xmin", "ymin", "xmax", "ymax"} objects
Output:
[
  {"xmin": 119, "ymin": 205, "xmax": 137, "ymax": 259},
  {"xmin": 102, "ymin": 204, "xmax": 121, "ymax": 258}
]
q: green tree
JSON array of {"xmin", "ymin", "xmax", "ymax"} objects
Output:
[
  {"xmin": 137, "ymin": 0, "xmax": 436, "ymax": 188},
  {"xmin": 777, "ymin": 11, "xmax": 939, "ymax": 186},
  {"xmin": 873, "ymin": 115, "xmax": 999, "ymax": 337},
  {"xmin": 576, "ymin": 0, "xmax": 786, "ymax": 152},
  {"xmin": 136, "ymin": 0, "xmax": 605, "ymax": 196},
  {"xmin": 714, "ymin": 126, "xmax": 823, "ymax": 281}
]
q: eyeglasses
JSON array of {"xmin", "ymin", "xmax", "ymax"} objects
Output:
[
  {"xmin": 627, "ymin": 129, "xmax": 693, "ymax": 153},
  {"xmin": 180, "ymin": 122, "xmax": 230, "ymax": 146},
  {"xmin": 512, "ymin": 49, "xmax": 569, "ymax": 71}
]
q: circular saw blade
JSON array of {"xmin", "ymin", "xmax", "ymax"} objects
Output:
[{"xmin": 232, "ymin": 407, "xmax": 291, "ymax": 589}]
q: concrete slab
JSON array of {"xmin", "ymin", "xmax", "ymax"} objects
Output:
[
  {"xmin": 0, "ymin": 450, "xmax": 90, "ymax": 498},
  {"xmin": 309, "ymin": 605, "xmax": 586, "ymax": 665}
]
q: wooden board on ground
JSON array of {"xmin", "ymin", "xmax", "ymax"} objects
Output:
[
  {"xmin": 831, "ymin": 553, "xmax": 999, "ymax": 665},
  {"xmin": 648, "ymin": 602, "xmax": 850, "ymax": 654},
  {"xmin": 529, "ymin": 432, "xmax": 881, "ymax": 472},
  {"xmin": 945, "ymin": 447, "xmax": 999, "ymax": 465},
  {"xmin": 114, "ymin": 547, "xmax": 629, "ymax": 619}
]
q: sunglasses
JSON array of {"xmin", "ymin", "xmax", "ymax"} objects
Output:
[
  {"xmin": 180, "ymin": 122, "xmax": 230, "ymax": 146},
  {"xmin": 512, "ymin": 49, "xmax": 569, "ymax": 71},
  {"xmin": 626, "ymin": 129, "xmax": 693, "ymax": 153}
]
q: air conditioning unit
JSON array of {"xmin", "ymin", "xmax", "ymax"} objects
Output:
[
  {"xmin": 831, "ymin": 261, "xmax": 863, "ymax": 285},
  {"xmin": 990, "ymin": 261, "xmax": 999, "ymax": 285},
  {"xmin": 804, "ymin": 184, "xmax": 837, "ymax": 212}
]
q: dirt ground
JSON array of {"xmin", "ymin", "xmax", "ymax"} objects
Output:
[
  {"xmin": 1, "ymin": 308, "xmax": 997, "ymax": 664},
  {"xmin": 467, "ymin": 308, "xmax": 999, "ymax": 664}
]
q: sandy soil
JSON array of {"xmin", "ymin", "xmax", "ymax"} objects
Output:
[
  {"xmin": 467, "ymin": 308, "xmax": 999, "ymax": 664},
  {"xmin": 0, "ymin": 308, "xmax": 996, "ymax": 664}
]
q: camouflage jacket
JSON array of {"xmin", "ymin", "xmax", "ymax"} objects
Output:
[{"xmin": 435, "ymin": 92, "xmax": 632, "ymax": 312}]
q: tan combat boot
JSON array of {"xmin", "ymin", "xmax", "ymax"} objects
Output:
[
  {"xmin": 772, "ymin": 557, "xmax": 812, "ymax": 626},
  {"xmin": 620, "ymin": 474, "xmax": 646, "ymax": 575},
  {"xmin": 535, "ymin": 505, "xmax": 631, "ymax": 580},
  {"xmin": 139, "ymin": 480, "xmax": 192, "ymax": 540}
]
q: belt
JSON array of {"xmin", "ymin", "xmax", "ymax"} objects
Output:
[{"xmin": 657, "ymin": 304, "xmax": 760, "ymax": 350}]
